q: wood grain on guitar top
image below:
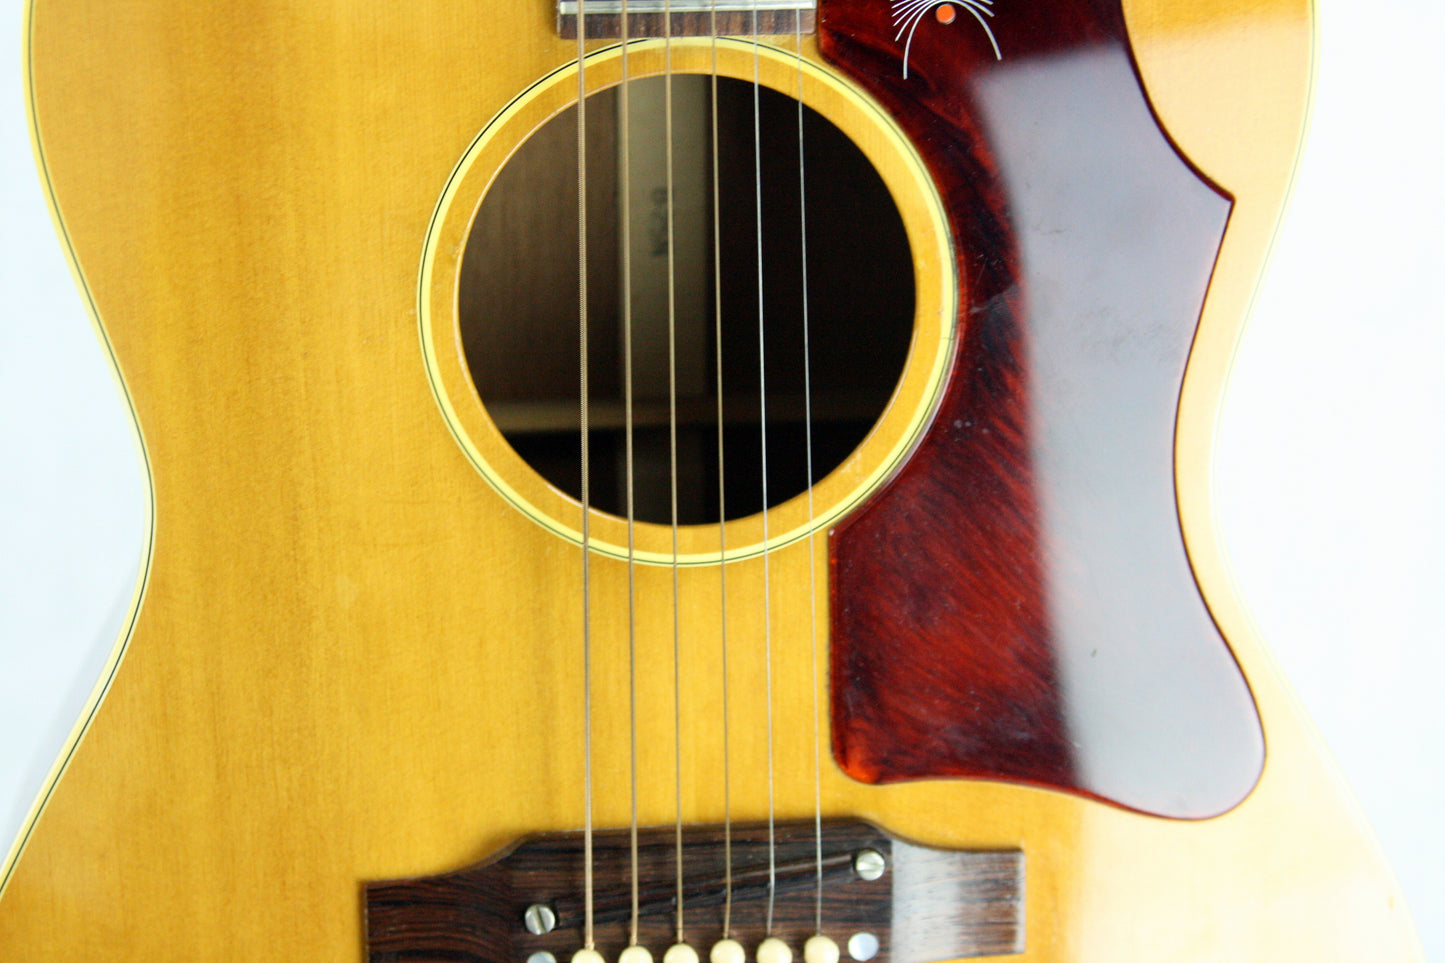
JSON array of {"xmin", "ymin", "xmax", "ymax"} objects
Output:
[{"xmin": 0, "ymin": 0, "xmax": 1422, "ymax": 960}]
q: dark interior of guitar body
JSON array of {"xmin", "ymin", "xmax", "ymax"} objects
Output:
[{"xmin": 460, "ymin": 76, "xmax": 915, "ymax": 525}]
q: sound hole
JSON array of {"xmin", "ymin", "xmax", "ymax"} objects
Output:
[{"xmin": 459, "ymin": 75, "xmax": 914, "ymax": 525}]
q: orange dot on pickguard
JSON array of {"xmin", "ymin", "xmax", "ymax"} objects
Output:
[{"xmin": 935, "ymin": 3, "xmax": 957, "ymax": 24}]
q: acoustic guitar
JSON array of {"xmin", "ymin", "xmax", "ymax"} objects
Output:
[{"xmin": 2, "ymin": 0, "xmax": 1423, "ymax": 959}]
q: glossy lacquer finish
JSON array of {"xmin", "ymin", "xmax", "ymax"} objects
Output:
[
  {"xmin": 6, "ymin": 0, "xmax": 1426, "ymax": 958},
  {"xmin": 822, "ymin": 0, "xmax": 1261, "ymax": 817}
]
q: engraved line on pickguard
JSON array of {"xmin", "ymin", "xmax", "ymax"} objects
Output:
[{"xmin": 891, "ymin": 0, "xmax": 1001, "ymax": 78}]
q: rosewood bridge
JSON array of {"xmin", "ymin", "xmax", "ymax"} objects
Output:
[{"xmin": 366, "ymin": 821, "xmax": 1023, "ymax": 963}]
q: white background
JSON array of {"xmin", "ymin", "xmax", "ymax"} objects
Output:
[{"xmin": 2, "ymin": 0, "xmax": 1441, "ymax": 955}]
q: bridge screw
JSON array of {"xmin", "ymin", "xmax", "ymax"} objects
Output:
[
  {"xmin": 524, "ymin": 903, "xmax": 558, "ymax": 935},
  {"xmin": 852, "ymin": 849, "xmax": 886, "ymax": 881}
]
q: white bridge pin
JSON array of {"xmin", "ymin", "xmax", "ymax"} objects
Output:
[
  {"xmin": 757, "ymin": 937, "xmax": 792, "ymax": 963},
  {"xmin": 710, "ymin": 938, "xmax": 745, "ymax": 963},
  {"xmin": 619, "ymin": 947, "xmax": 654, "ymax": 963},
  {"xmin": 804, "ymin": 935, "xmax": 840, "ymax": 963},
  {"xmin": 573, "ymin": 949, "xmax": 606, "ymax": 963},
  {"xmin": 665, "ymin": 944, "xmax": 700, "ymax": 963}
]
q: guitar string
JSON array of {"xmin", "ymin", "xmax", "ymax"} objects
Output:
[
  {"xmin": 749, "ymin": 0, "xmax": 780, "ymax": 939},
  {"xmin": 619, "ymin": 0, "xmax": 643, "ymax": 950},
  {"xmin": 710, "ymin": 0, "xmax": 736, "ymax": 942},
  {"xmin": 793, "ymin": 15, "xmax": 826, "ymax": 939},
  {"xmin": 575, "ymin": 0, "xmax": 596, "ymax": 951},
  {"xmin": 582, "ymin": 7, "xmax": 811, "ymax": 954},
  {"xmin": 583, "ymin": 11, "xmax": 821, "ymax": 954},
  {"xmin": 663, "ymin": 0, "xmax": 688, "ymax": 949}
]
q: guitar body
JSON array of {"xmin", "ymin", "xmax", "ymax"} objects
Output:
[{"xmin": 2, "ymin": 0, "xmax": 1422, "ymax": 959}]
